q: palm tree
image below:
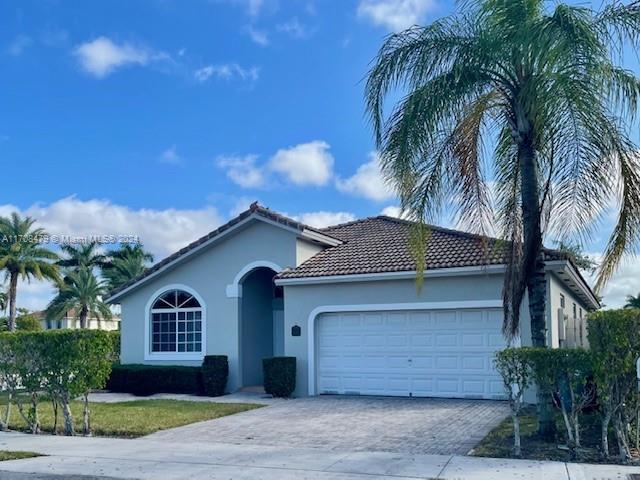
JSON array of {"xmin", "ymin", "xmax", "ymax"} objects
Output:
[
  {"xmin": 625, "ymin": 293, "xmax": 640, "ymax": 309},
  {"xmin": 58, "ymin": 241, "xmax": 108, "ymax": 271},
  {"xmin": 103, "ymin": 243, "xmax": 153, "ymax": 291},
  {"xmin": 0, "ymin": 213, "xmax": 60, "ymax": 331},
  {"xmin": 365, "ymin": 0, "xmax": 640, "ymax": 436},
  {"xmin": 46, "ymin": 268, "xmax": 111, "ymax": 329}
]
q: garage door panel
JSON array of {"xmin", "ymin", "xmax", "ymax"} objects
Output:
[{"xmin": 316, "ymin": 308, "xmax": 506, "ymax": 399}]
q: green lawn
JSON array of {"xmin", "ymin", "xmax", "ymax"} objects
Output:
[
  {"xmin": 3, "ymin": 399, "xmax": 262, "ymax": 438},
  {"xmin": 0, "ymin": 451, "xmax": 41, "ymax": 461},
  {"xmin": 473, "ymin": 406, "xmax": 612, "ymax": 464}
]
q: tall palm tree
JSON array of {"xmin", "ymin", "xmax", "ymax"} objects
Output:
[
  {"xmin": 103, "ymin": 243, "xmax": 153, "ymax": 291},
  {"xmin": 0, "ymin": 213, "xmax": 60, "ymax": 331},
  {"xmin": 103, "ymin": 255, "xmax": 147, "ymax": 291},
  {"xmin": 58, "ymin": 241, "xmax": 107, "ymax": 271},
  {"xmin": 365, "ymin": 0, "xmax": 640, "ymax": 436},
  {"xmin": 625, "ymin": 293, "xmax": 640, "ymax": 309},
  {"xmin": 108, "ymin": 243, "xmax": 154, "ymax": 264},
  {"xmin": 46, "ymin": 268, "xmax": 111, "ymax": 329}
]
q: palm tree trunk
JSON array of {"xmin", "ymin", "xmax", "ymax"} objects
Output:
[
  {"xmin": 80, "ymin": 306, "xmax": 88, "ymax": 329},
  {"xmin": 7, "ymin": 273, "xmax": 18, "ymax": 332},
  {"xmin": 516, "ymin": 116, "xmax": 556, "ymax": 439}
]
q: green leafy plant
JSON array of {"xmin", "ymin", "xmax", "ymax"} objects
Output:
[
  {"xmin": 0, "ymin": 330, "xmax": 117, "ymax": 436},
  {"xmin": 494, "ymin": 348, "xmax": 532, "ymax": 457},
  {"xmin": 588, "ymin": 309, "xmax": 640, "ymax": 460},
  {"xmin": 263, "ymin": 357, "xmax": 296, "ymax": 398},
  {"xmin": 201, "ymin": 356, "xmax": 228, "ymax": 397}
]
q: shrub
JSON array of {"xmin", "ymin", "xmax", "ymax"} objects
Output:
[
  {"xmin": 526, "ymin": 347, "xmax": 593, "ymax": 456},
  {"xmin": 494, "ymin": 348, "xmax": 532, "ymax": 457},
  {"xmin": 588, "ymin": 309, "xmax": 640, "ymax": 459},
  {"xmin": 263, "ymin": 357, "xmax": 296, "ymax": 398},
  {"xmin": 107, "ymin": 331, "xmax": 120, "ymax": 362},
  {"xmin": 16, "ymin": 313, "xmax": 41, "ymax": 331},
  {"xmin": 0, "ymin": 330, "xmax": 117, "ymax": 436},
  {"xmin": 201, "ymin": 356, "xmax": 228, "ymax": 397},
  {"xmin": 106, "ymin": 364, "xmax": 203, "ymax": 396}
]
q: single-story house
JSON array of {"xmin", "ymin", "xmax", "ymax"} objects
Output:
[{"xmin": 105, "ymin": 203, "xmax": 599, "ymax": 399}]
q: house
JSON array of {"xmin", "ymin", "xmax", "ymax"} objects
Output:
[
  {"xmin": 105, "ymin": 203, "xmax": 598, "ymax": 399},
  {"xmin": 35, "ymin": 309, "xmax": 121, "ymax": 331}
]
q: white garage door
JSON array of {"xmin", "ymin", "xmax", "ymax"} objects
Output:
[{"xmin": 316, "ymin": 308, "xmax": 507, "ymax": 399}]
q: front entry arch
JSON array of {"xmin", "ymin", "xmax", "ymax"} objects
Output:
[{"xmin": 239, "ymin": 266, "xmax": 282, "ymax": 388}]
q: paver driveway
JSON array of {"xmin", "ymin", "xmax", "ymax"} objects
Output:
[{"xmin": 145, "ymin": 395, "xmax": 509, "ymax": 455}]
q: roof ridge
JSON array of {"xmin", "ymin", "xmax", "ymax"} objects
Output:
[{"xmin": 321, "ymin": 215, "xmax": 382, "ymax": 231}]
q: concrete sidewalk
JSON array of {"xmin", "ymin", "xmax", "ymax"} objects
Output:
[{"xmin": 0, "ymin": 432, "xmax": 638, "ymax": 480}]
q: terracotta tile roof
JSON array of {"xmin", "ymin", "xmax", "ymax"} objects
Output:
[
  {"xmin": 276, "ymin": 215, "xmax": 566, "ymax": 279},
  {"xmin": 106, "ymin": 203, "xmax": 340, "ymax": 300}
]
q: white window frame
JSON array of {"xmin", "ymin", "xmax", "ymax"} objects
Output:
[{"xmin": 144, "ymin": 284, "xmax": 206, "ymax": 361}]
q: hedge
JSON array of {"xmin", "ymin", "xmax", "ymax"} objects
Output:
[
  {"xmin": 201, "ymin": 355, "xmax": 228, "ymax": 397},
  {"xmin": 106, "ymin": 364, "xmax": 204, "ymax": 396},
  {"xmin": 0, "ymin": 330, "xmax": 118, "ymax": 436},
  {"xmin": 263, "ymin": 357, "xmax": 296, "ymax": 398}
]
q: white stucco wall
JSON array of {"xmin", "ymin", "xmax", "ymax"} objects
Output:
[
  {"xmin": 118, "ymin": 219, "xmax": 299, "ymax": 392},
  {"xmin": 546, "ymin": 273, "xmax": 590, "ymax": 348},
  {"xmin": 296, "ymin": 239, "xmax": 325, "ymax": 265}
]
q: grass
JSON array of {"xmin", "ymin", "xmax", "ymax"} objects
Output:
[
  {"xmin": 473, "ymin": 406, "xmax": 619, "ymax": 464},
  {"xmin": 2, "ymin": 399, "xmax": 262, "ymax": 438},
  {"xmin": 0, "ymin": 451, "xmax": 41, "ymax": 461}
]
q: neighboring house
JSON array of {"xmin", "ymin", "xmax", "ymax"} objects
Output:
[
  {"xmin": 35, "ymin": 309, "xmax": 121, "ymax": 331},
  {"xmin": 106, "ymin": 203, "xmax": 598, "ymax": 399}
]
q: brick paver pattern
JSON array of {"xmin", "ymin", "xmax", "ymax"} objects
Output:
[{"xmin": 145, "ymin": 395, "xmax": 509, "ymax": 455}]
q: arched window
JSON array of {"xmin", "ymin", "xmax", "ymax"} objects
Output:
[{"xmin": 150, "ymin": 289, "xmax": 202, "ymax": 353}]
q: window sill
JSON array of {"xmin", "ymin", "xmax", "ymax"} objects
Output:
[{"xmin": 144, "ymin": 352, "xmax": 204, "ymax": 362}]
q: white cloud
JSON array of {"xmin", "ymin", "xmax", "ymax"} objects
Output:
[
  {"xmin": 216, "ymin": 154, "xmax": 266, "ymax": 188},
  {"xmin": 246, "ymin": 26, "xmax": 269, "ymax": 46},
  {"xmin": 583, "ymin": 254, "xmax": 640, "ymax": 309},
  {"xmin": 7, "ymin": 35, "xmax": 33, "ymax": 56},
  {"xmin": 336, "ymin": 152, "xmax": 395, "ymax": 201},
  {"xmin": 73, "ymin": 37, "xmax": 153, "ymax": 78},
  {"xmin": 380, "ymin": 205, "xmax": 411, "ymax": 219},
  {"xmin": 269, "ymin": 140, "xmax": 334, "ymax": 186},
  {"xmin": 277, "ymin": 18, "xmax": 310, "ymax": 38},
  {"xmin": 0, "ymin": 197, "xmax": 223, "ymax": 311},
  {"xmin": 159, "ymin": 145, "xmax": 184, "ymax": 166},
  {"xmin": 357, "ymin": 0, "xmax": 435, "ymax": 31},
  {"xmin": 296, "ymin": 211, "xmax": 356, "ymax": 228},
  {"xmin": 194, "ymin": 63, "xmax": 259, "ymax": 83}
]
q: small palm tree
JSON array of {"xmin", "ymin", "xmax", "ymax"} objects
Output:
[
  {"xmin": 0, "ymin": 213, "xmax": 60, "ymax": 331},
  {"xmin": 58, "ymin": 241, "xmax": 108, "ymax": 271},
  {"xmin": 625, "ymin": 293, "xmax": 640, "ymax": 309},
  {"xmin": 46, "ymin": 268, "xmax": 111, "ymax": 329},
  {"xmin": 103, "ymin": 243, "xmax": 153, "ymax": 291}
]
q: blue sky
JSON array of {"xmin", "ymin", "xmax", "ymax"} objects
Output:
[{"xmin": 0, "ymin": 0, "xmax": 637, "ymax": 309}]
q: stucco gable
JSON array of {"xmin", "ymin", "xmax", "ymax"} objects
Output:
[{"xmin": 106, "ymin": 203, "xmax": 340, "ymax": 303}]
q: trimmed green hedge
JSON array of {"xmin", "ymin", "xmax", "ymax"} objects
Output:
[
  {"xmin": 201, "ymin": 355, "xmax": 228, "ymax": 397},
  {"xmin": 0, "ymin": 329, "xmax": 118, "ymax": 435},
  {"xmin": 263, "ymin": 357, "xmax": 296, "ymax": 398},
  {"xmin": 106, "ymin": 364, "xmax": 204, "ymax": 396}
]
